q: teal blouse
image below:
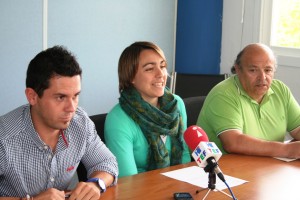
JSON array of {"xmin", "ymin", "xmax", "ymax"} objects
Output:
[{"xmin": 104, "ymin": 94, "xmax": 191, "ymax": 177}]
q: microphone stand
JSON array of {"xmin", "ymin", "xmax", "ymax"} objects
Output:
[{"xmin": 195, "ymin": 157, "xmax": 234, "ymax": 200}]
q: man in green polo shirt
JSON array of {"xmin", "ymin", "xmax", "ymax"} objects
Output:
[{"xmin": 197, "ymin": 43, "xmax": 300, "ymax": 158}]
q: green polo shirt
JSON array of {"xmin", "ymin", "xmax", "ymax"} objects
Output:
[{"xmin": 197, "ymin": 75, "xmax": 300, "ymax": 153}]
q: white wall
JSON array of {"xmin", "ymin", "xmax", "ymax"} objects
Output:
[
  {"xmin": 2, "ymin": 0, "xmax": 299, "ymax": 117},
  {"xmin": 0, "ymin": 0, "xmax": 177, "ymax": 116},
  {"xmin": 221, "ymin": 0, "xmax": 300, "ymax": 103}
]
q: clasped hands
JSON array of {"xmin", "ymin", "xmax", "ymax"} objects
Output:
[{"xmin": 30, "ymin": 182, "xmax": 101, "ymax": 200}]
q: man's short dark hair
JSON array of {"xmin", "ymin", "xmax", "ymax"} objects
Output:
[{"xmin": 26, "ymin": 45, "xmax": 82, "ymax": 97}]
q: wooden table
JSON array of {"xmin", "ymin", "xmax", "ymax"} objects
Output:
[{"xmin": 100, "ymin": 154, "xmax": 300, "ymax": 200}]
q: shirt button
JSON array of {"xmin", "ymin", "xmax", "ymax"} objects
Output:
[
  {"xmin": 48, "ymin": 155, "xmax": 52, "ymax": 160},
  {"xmin": 44, "ymin": 146, "xmax": 48, "ymax": 150},
  {"xmin": 50, "ymin": 177, "xmax": 55, "ymax": 182}
]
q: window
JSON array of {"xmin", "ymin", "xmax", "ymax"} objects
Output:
[
  {"xmin": 270, "ymin": 0, "xmax": 300, "ymax": 48},
  {"xmin": 261, "ymin": 0, "xmax": 300, "ymax": 67}
]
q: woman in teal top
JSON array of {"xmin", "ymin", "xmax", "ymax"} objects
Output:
[{"xmin": 104, "ymin": 41, "xmax": 191, "ymax": 177}]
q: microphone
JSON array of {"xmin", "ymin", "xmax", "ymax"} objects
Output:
[{"xmin": 184, "ymin": 125, "xmax": 225, "ymax": 182}]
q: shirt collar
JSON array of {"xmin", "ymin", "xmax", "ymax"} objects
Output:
[
  {"xmin": 22, "ymin": 104, "xmax": 69, "ymax": 152},
  {"xmin": 22, "ymin": 105, "xmax": 45, "ymax": 149}
]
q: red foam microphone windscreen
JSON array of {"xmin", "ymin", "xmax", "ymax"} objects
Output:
[{"xmin": 183, "ymin": 125, "xmax": 209, "ymax": 150}]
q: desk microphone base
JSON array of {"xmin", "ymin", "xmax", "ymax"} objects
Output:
[
  {"xmin": 196, "ymin": 187, "xmax": 234, "ymax": 200},
  {"xmin": 195, "ymin": 171, "xmax": 235, "ymax": 200}
]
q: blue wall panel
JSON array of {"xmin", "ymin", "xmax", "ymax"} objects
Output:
[
  {"xmin": 175, "ymin": 0, "xmax": 223, "ymax": 74},
  {"xmin": 0, "ymin": 1, "xmax": 42, "ymax": 115}
]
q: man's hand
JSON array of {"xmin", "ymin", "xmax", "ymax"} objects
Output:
[
  {"xmin": 31, "ymin": 188, "xmax": 65, "ymax": 200},
  {"xmin": 284, "ymin": 141, "xmax": 300, "ymax": 159},
  {"xmin": 67, "ymin": 181, "xmax": 101, "ymax": 200}
]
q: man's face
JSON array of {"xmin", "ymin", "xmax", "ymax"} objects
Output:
[
  {"xmin": 28, "ymin": 75, "xmax": 81, "ymax": 132},
  {"xmin": 235, "ymin": 46, "xmax": 275, "ymax": 103}
]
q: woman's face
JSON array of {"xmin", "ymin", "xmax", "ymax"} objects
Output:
[{"xmin": 131, "ymin": 49, "xmax": 167, "ymax": 106}]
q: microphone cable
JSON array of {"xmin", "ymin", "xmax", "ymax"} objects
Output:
[
  {"xmin": 222, "ymin": 179, "xmax": 238, "ymax": 200},
  {"xmin": 215, "ymin": 171, "xmax": 237, "ymax": 200},
  {"xmin": 208, "ymin": 157, "xmax": 238, "ymax": 200}
]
